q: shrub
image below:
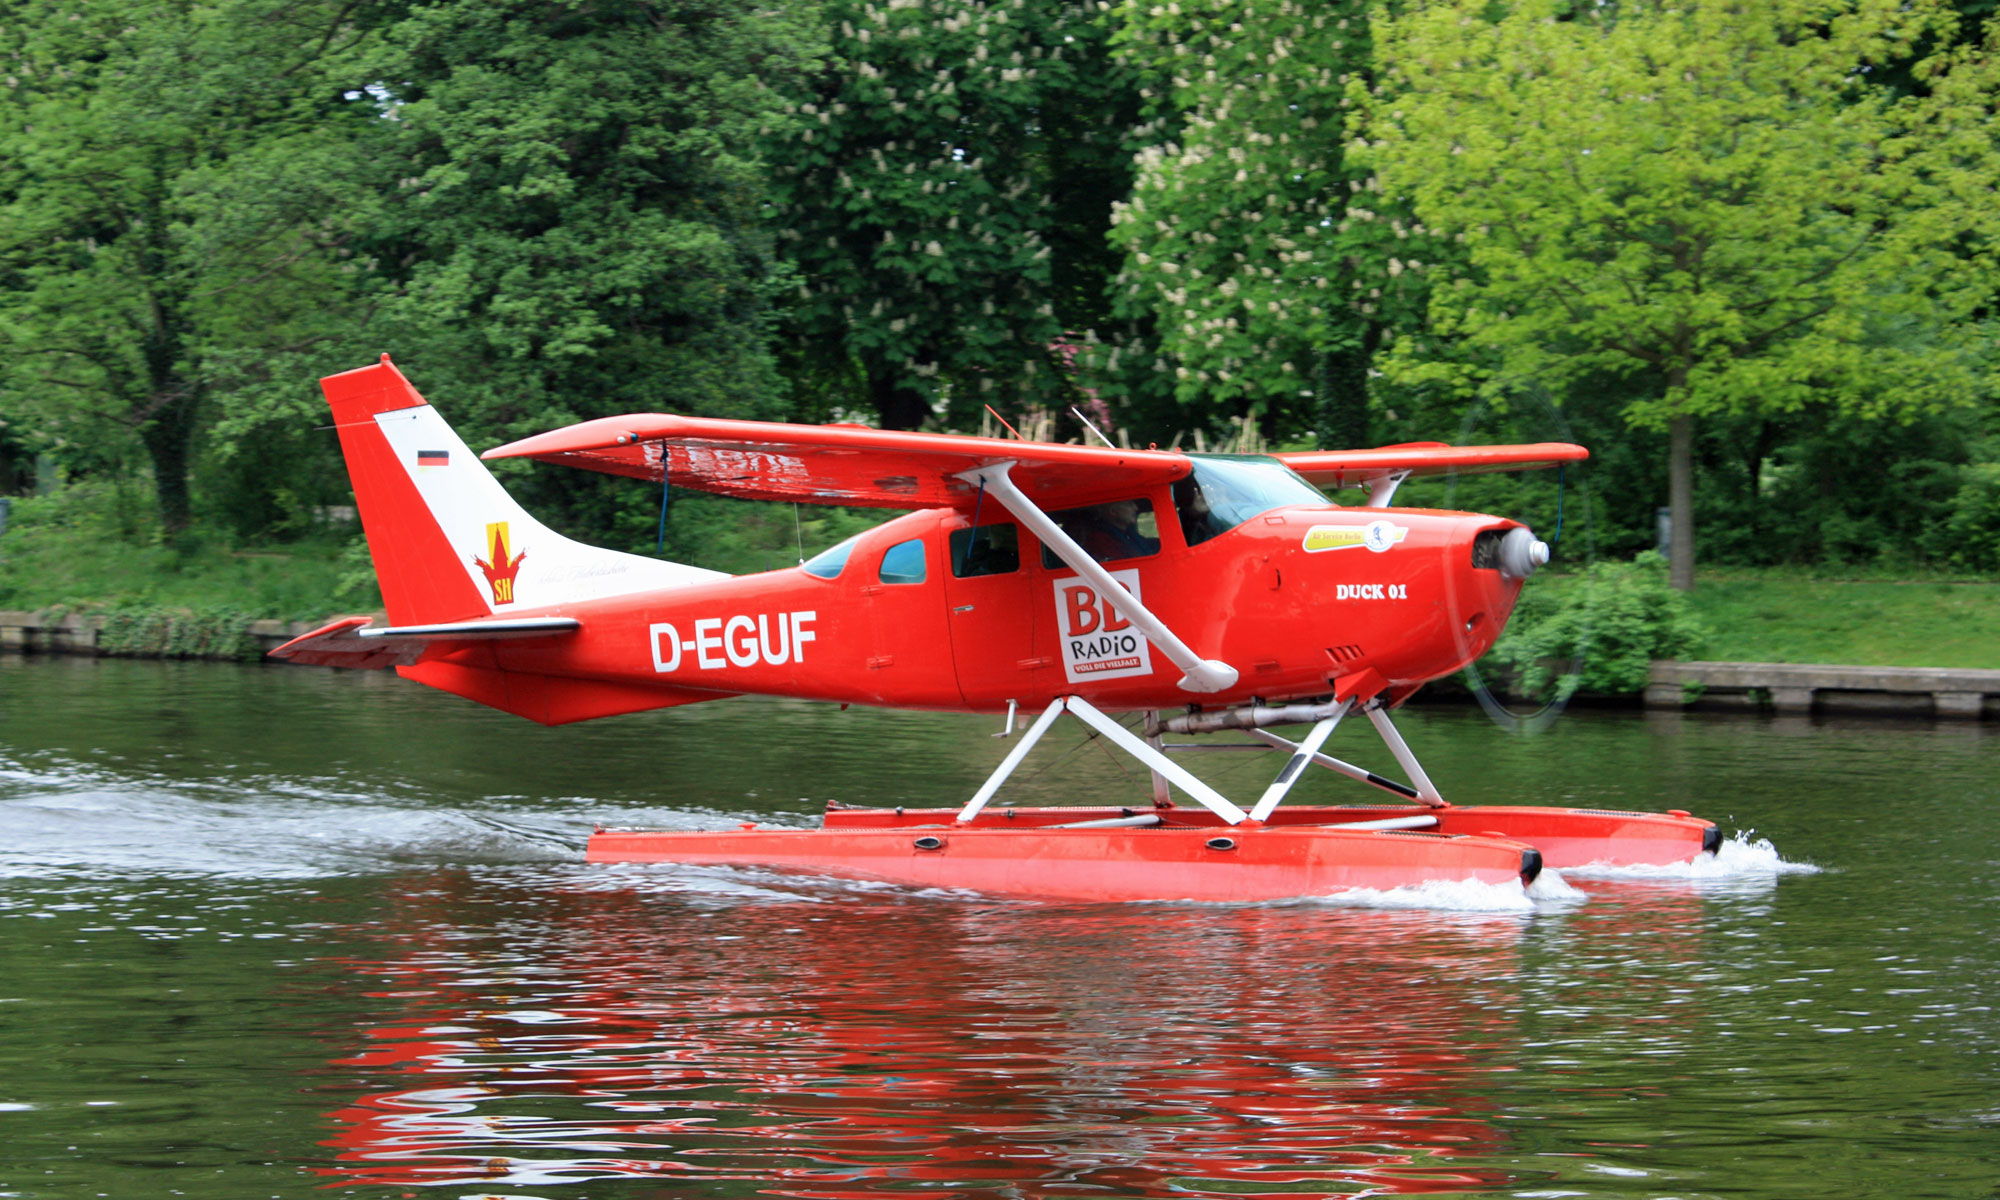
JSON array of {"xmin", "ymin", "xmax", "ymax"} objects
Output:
[
  {"xmin": 1484, "ymin": 552, "xmax": 1708, "ymax": 697},
  {"xmin": 97, "ymin": 604, "xmax": 261, "ymax": 661},
  {"xmin": 1927, "ymin": 463, "xmax": 2000, "ymax": 574}
]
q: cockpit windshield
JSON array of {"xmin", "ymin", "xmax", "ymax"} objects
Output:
[{"xmin": 1173, "ymin": 455, "xmax": 1328, "ymax": 546}]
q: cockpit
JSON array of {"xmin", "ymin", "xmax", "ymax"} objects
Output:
[{"xmin": 1172, "ymin": 455, "xmax": 1329, "ymax": 546}]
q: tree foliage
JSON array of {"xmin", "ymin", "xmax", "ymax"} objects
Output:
[
  {"xmin": 1102, "ymin": 0, "xmax": 1441, "ymax": 447},
  {"xmin": 771, "ymin": 0, "xmax": 1139, "ymax": 430},
  {"xmin": 361, "ymin": 0, "xmax": 819, "ymax": 438},
  {"xmin": 1361, "ymin": 0, "xmax": 2000, "ymax": 587},
  {"xmin": 0, "ymin": 0, "xmax": 383, "ymax": 536},
  {"xmin": 0, "ymin": 0, "xmax": 1996, "ymax": 592}
]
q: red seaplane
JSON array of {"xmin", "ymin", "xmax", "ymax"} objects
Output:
[{"xmin": 274, "ymin": 356, "xmax": 1719, "ymax": 901}]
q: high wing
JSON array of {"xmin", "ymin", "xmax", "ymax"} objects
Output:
[
  {"xmin": 486, "ymin": 415, "xmax": 1584, "ymax": 512},
  {"xmin": 482, "ymin": 415, "xmax": 1191, "ymax": 511},
  {"xmin": 1274, "ymin": 443, "xmax": 1588, "ymax": 490}
]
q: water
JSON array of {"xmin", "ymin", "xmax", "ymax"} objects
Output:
[{"xmin": 1, "ymin": 656, "xmax": 1996, "ymax": 1199}]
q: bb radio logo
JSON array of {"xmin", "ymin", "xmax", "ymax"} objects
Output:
[
  {"xmin": 474, "ymin": 521, "xmax": 527, "ymax": 605},
  {"xmin": 1054, "ymin": 569, "xmax": 1153, "ymax": 684}
]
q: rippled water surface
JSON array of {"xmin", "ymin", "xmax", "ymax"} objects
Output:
[{"xmin": 1, "ymin": 656, "xmax": 1996, "ymax": 1199}]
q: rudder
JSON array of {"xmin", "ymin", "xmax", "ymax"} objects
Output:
[{"xmin": 322, "ymin": 355, "xmax": 724, "ymax": 627}]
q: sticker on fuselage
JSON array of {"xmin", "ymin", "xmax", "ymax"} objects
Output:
[
  {"xmin": 1303, "ymin": 520, "xmax": 1408, "ymax": 554},
  {"xmin": 649, "ymin": 611, "xmax": 815, "ymax": 673},
  {"xmin": 1055, "ymin": 569, "xmax": 1154, "ymax": 684},
  {"xmin": 1335, "ymin": 583, "xmax": 1409, "ymax": 600}
]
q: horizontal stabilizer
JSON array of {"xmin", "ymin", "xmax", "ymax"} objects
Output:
[{"xmin": 270, "ymin": 615, "xmax": 582, "ymax": 670}]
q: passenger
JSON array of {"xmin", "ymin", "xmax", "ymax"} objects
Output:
[{"xmin": 1060, "ymin": 498, "xmax": 1159, "ymax": 563}]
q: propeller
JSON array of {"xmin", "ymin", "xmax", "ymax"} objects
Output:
[{"xmin": 1441, "ymin": 390, "xmax": 1597, "ymax": 735}]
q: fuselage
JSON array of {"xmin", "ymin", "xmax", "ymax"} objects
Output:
[{"xmin": 424, "ymin": 483, "xmax": 1533, "ymax": 715}]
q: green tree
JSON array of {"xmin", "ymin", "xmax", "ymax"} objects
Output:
[
  {"xmin": 0, "ymin": 0, "xmax": 385, "ymax": 537},
  {"xmin": 358, "ymin": 0, "xmax": 820, "ymax": 446},
  {"xmin": 769, "ymin": 0, "xmax": 1141, "ymax": 430},
  {"xmin": 1105, "ymin": 0, "xmax": 1445, "ymax": 448},
  {"xmin": 1362, "ymin": 0, "xmax": 2000, "ymax": 589}
]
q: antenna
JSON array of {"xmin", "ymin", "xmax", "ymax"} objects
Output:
[
  {"xmin": 983, "ymin": 404, "xmax": 1025, "ymax": 441},
  {"xmin": 1069, "ymin": 405, "xmax": 1117, "ymax": 448}
]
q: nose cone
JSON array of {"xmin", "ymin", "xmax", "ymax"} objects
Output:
[{"xmin": 1498, "ymin": 526, "xmax": 1551, "ymax": 580}]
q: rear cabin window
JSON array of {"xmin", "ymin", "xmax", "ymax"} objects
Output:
[
  {"xmin": 950, "ymin": 523, "xmax": 1020, "ymax": 577},
  {"xmin": 878, "ymin": 538, "xmax": 927, "ymax": 584},
  {"xmin": 1039, "ymin": 498, "xmax": 1160, "ymax": 569}
]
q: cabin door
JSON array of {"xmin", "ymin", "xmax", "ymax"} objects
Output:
[{"xmin": 943, "ymin": 517, "xmax": 1043, "ymax": 708}]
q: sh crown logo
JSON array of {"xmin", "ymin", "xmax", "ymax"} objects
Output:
[{"xmin": 474, "ymin": 522, "xmax": 526, "ymax": 605}]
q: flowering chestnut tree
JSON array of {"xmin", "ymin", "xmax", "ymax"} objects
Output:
[{"xmin": 771, "ymin": 0, "xmax": 1141, "ymax": 429}]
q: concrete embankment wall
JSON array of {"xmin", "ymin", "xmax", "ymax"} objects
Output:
[
  {"xmin": 0, "ymin": 610, "xmax": 318, "ymax": 659},
  {"xmin": 1645, "ymin": 661, "xmax": 2000, "ymax": 720}
]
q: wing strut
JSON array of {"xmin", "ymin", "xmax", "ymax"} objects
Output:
[
  {"xmin": 1366, "ymin": 471, "xmax": 1411, "ymax": 508},
  {"xmin": 954, "ymin": 461, "xmax": 1238, "ymax": 694}
]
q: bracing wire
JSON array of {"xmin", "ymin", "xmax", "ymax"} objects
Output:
[{"xmin": 655, "ymin": 463, "xmax": 671, "ymax": 553}]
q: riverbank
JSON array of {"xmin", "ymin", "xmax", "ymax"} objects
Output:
[
  {"xmin": 5, "ymin": 608, "xmax": 1997, "ymax": 720},
  {"xmin": 4, "ymin": 514, "xmax": 1997, "ymax": 667},
  {"xmin": 0, "ymin": 608, "xmax": 317, "ymax": 659}
]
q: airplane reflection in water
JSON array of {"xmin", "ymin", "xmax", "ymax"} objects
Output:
[{"xmin": 314, "ymin": 873, "xmax": 1713, "ymax": 1196}]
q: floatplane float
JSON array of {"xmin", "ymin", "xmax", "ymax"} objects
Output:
[{"xmin": 274, "ymin": 356, "xmax": 1719, "ymax": 902}]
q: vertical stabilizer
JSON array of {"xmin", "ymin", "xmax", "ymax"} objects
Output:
[{"xmin": 323, "ymin": 356, "xmax": 724, "ymax": 626}]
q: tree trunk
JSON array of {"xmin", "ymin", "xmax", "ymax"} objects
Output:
[
  {"xmin": 133, "ymin": 172, "xmax": 201, "ymax": 537},
  {"xmin": 868, "ymin": 362, "xmax": 931, "ymax": 431},
  {"xmin": 1668, "ymin": 412, "xmax": 1696, "ymax": 591},
  {"xmin": 137, "ymin": 385, "xmax": 200, "ymax": 536},
  {"xmin": 1314, "ymin": 322, "xmax": 1381, "ymax": 450}
]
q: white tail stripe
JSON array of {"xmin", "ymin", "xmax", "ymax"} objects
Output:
[{"xmin": 373, "ymin": 406, "xmax": 726, "ymax": 612}]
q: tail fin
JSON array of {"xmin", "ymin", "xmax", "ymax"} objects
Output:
[{"xmin": 324, "ymin": 355, "xmax": 724, "ymax": 625}]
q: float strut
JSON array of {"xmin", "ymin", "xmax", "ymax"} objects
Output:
[
  {"xmin": 1243, "ymin": 729, "xmax": 1425, "ymax": 803},
  {"xmin": 1144, "ymin": 711, "xmax": 1174, "ymax": 809},
  {"xmin": 1247, "ymin": 702, "xmax": 1351, "ymax": 822},
  {"xmin": 959, "ymin": 697, "xmax": 1251, "ymax": 825},
  {"xmin": 1363, "ymin": 701, "xmax": 1446, "ymax": 807},
  {"xmin": 958, "ymin": 698, "xmax": 1066, "ymax": 823},
  {"xmin": 1063, "ymin": 697, "xmax": 1249, "ymax": 824}
]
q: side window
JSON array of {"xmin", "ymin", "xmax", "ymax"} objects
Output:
[
  {"xmin": 1040, "ymin": 498, "xmax": 1160, "ymax": 569},
  {"xmin": 801, "ymin": 534, "xmax": 861, "ymax": 579},
  {"xmin": 878, "ymin": 537, "xmax": 927, "ymax": 584},
  {"xmin": 949, "ymin": 523, "xmax": 1020, "ymax": 578}
]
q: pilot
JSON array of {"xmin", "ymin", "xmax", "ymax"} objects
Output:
[{"xmin": 1175, "ymin": 478, "xmax": 1230, "ymax": 546}]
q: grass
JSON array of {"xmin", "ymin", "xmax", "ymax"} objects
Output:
[
  {"xmin": 0, "ymin": 495, "xmax": 365, "ymax": 622},
  {"xmin": 0, "ymin": 486, "xmax": 876, "ymax": 623},
  {"xmin": 1680, "ymin": 568, "xmax": 2000, "ymax": 669}
]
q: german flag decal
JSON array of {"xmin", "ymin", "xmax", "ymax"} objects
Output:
[{"xmin": 416, "ymin": 449, "xmax": 449, "ymax": 468}]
